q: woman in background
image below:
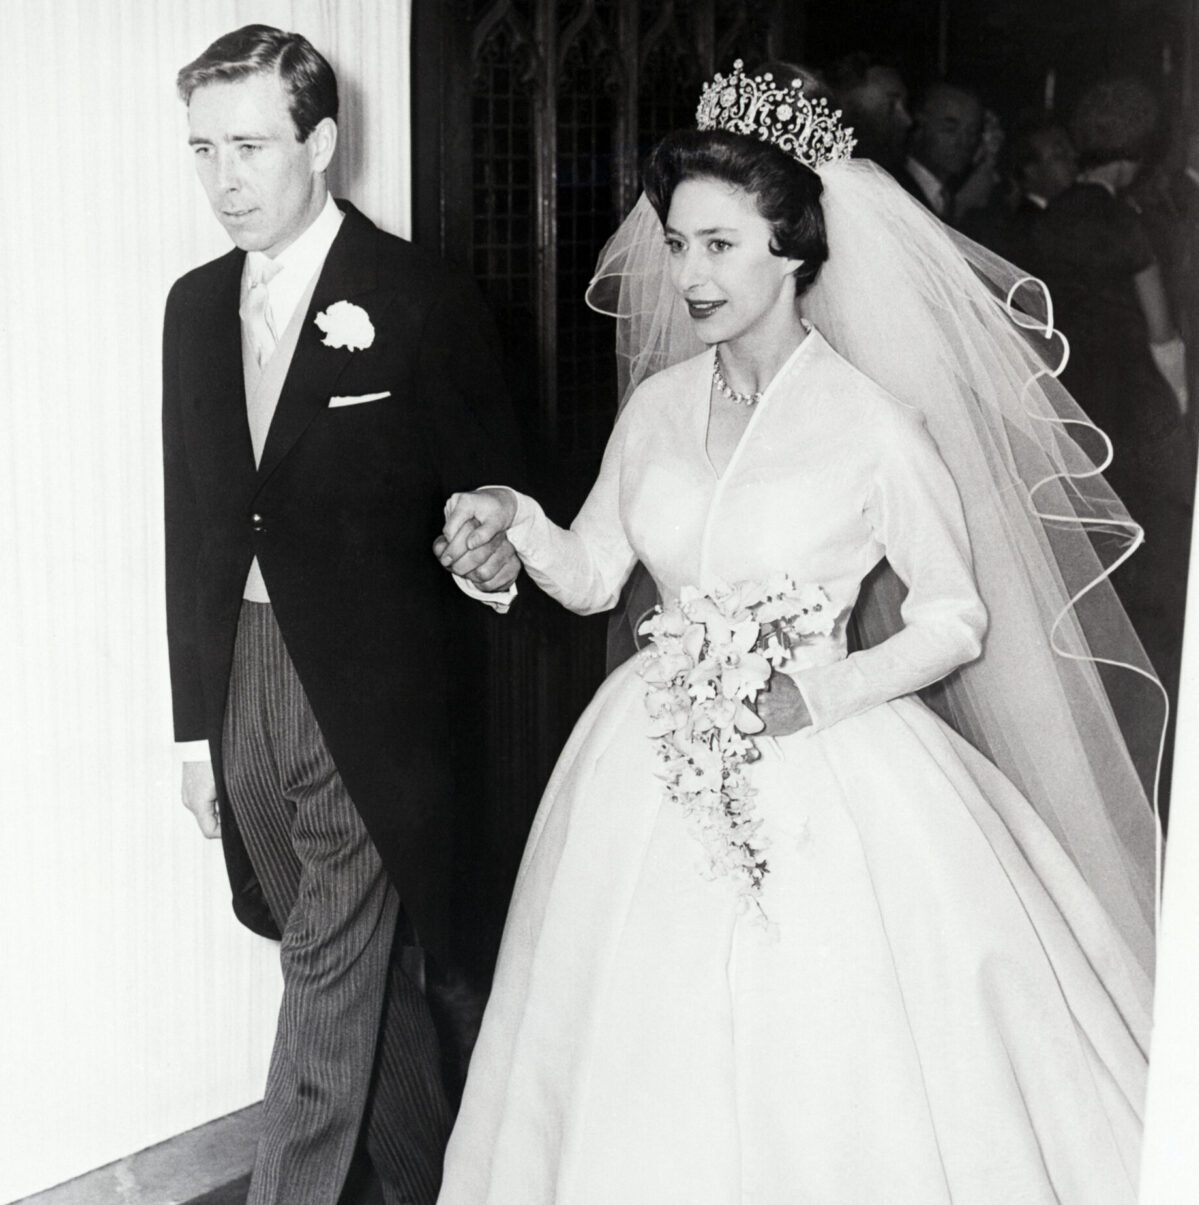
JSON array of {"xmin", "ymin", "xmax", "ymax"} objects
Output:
[{"xmin": 1035, "ymin": 77, "xmax": 1193, "ymax": 729}]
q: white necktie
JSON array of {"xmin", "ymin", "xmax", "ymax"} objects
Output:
[{"xmin": 240, "ymin": 252, "xmax": 282, "ymax": 367}]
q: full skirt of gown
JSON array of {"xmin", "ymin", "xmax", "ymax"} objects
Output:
[
  {"xmin": 439, "ymin": 335, "xmax": 1150, "ymax": 1204},
  {"xmin": 439, "ymin": 661, "xmax": 1148, "ymax": 1205}
]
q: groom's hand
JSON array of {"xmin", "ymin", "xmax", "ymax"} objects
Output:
[
  {"xmin": 434, "ymin": 526, "xmax": 520, "ymax": 590},
  {"xmin": 436, "ymin": 489, "xmax": 519, "ymax": 587},
  {"xmin": 182, "ymin": 760, "xmax": 221, "ymax": 839}
]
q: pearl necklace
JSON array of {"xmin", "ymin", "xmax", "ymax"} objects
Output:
[{"xmin": 712, "ymin": 350, "xmax": 762, "ymax": 407}]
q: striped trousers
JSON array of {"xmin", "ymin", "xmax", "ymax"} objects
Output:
[{"xmin": 223, "ymin": 602, "xmax": 452, "ymax": 1205}]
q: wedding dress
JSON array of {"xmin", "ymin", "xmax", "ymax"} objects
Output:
[{"xmin": 437, "ymin": 329, "xmax": 1150, "ymax": 1205}]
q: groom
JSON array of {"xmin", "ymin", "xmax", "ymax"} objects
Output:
[{"xmin": 163, "ymin": 25, "xmax": 521, "ymax": 1205}]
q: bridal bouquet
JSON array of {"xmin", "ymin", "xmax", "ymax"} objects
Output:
[{"xmin": 637, "ymin": 576, "xmax": 836, "ymax": 912}]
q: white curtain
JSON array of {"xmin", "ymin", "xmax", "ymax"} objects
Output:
[{"xmin": 0, "ymin": 2, "xmax": 411, "ymax": 1198}]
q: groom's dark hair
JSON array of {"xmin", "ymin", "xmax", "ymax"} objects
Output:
[{"xmin": 176, "ymin": 24, "xmax": 338, "ymax": 143}]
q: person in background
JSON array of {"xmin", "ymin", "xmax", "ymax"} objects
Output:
[
  {"xmin": 1015, "ymin": 119, "xmax": 1080, "ymax": 212},
  {"xmin": 753, "ymin": 58, "xmax": 833, "ymax": 104},
  {"xmin": 896, "ymin": 81, "xmax": 1001, "ymax": 228},
  {"xmin": 1033, "ymin": 76, "xmax": 1193, "ymax": 776},
  {"xmin": 963, "ymin": 115, "xmax": 1078, "ymax": 269},
  {"xmin": 1135, "ymin": 121, "xmax": 1199, "ymax": 438},
  {"xmin": 826, "ymin": 52, "xmax": 912, "ymax": 175}
]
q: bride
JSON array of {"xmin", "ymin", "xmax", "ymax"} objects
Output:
[{"xmin": 433, "ymin": 63, "xmax": 1158, "ymax": 1204}]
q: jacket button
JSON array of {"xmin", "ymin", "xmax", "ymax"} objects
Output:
[{"xmin": 251, "ymin": 512, "xmax": 266, "ymax": 532}]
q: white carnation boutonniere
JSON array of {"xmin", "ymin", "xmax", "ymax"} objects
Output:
[{"xmin": 314, "ymin": 300, "xmax": 375, "ymax": 352}]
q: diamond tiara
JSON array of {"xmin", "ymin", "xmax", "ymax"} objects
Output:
[{"xmin": 696, "ymin": 60, "xmax": 856, "ymax": 170}]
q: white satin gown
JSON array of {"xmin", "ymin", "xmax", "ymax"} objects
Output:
[{"xmin": 438, "ymin": 330, "xmax": 1151, "ymax": 1205}]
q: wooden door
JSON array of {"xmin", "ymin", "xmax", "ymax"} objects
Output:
[{"xmin": 411, "ymin": 0, "xmax": 787, "ymax": 907}]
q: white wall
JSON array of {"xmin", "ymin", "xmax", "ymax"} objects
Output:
[
  {"xmin": 1139, "ymin": 477, "xmax": 1199, "ymax": 1202},
  {"xmin": 0, "ymin": 3, "xmax": 411, "ymax": 1199}
]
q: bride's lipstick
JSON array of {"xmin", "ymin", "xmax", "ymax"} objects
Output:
[{"xmin": 687, "ymin": 299, "xmax": 725, "ymax": 319}]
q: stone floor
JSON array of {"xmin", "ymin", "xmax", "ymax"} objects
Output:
[
  {"xmin": 182, "ymin": 1152, "xmax": 384, "ymax": 1204},
  {"xmin": 188, "ymin": 1176, "xmax": 250, "ymax": 1205},
  {"xmin": 12, "ymin": 1106, "xmax": 261, "ymax": 1205},
  {"xmin": 11, "ymin": 1106, "xmax": 388, "ymax": 1205}
]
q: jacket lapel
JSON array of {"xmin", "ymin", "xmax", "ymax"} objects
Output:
[
  {"xmin": 194, "ymin": 249, "xmax": 258, "ymax": 492},
  {"xmin": 255, "ymin": 202, "xmax": 381, "ymax": 487}
]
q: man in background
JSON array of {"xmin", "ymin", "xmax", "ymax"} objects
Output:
[
  {"xmin": 163, "ymin": 24, "xmax": 520, "ymax": 1205},
  {"xmin": 963, "ymin": 116, "xmax": 1077, "ymax": 267},
  {"xmin": 897, "ymin": 81, "xmax": 1000, "ymax": 228},
  {"xmin": 1014, "ymin": 120, "xmax": 1079, "ymax": 213},
  {"xmin": 827, "ymin": 52, "xmax": 912, "ymax": 176}
]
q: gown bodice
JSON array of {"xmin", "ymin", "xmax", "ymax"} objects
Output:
[{"xmin": 508, "ymin": 329, "xmax": 987, "ymax": 730}]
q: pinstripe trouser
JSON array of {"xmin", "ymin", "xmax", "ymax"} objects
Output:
[{"xmin": 223, "ymin": 602, "xmax": 452, "ymax": 1205}]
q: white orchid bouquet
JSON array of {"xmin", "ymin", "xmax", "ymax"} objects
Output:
[{"xmin": 637, "ymin": 575, "xmax": 837, "ymax": 912}]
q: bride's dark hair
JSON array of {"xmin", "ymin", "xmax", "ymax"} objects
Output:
[{"xmin": 642, "ymin": 128, "xmax": 828, "ymax": 296}]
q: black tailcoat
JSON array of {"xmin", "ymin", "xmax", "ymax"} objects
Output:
[{"xmin": 163, "ymin": 202, "xmax": 522, "ymax": 956}]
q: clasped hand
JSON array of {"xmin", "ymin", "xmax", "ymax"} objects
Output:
[
  {"xmin": 755, "ymin": 670, "xmax": 813, "ymax": 737},
  {"xmin": 434, "ymin": 488, "xmax": 520, "ymax": 589},
  {"xmin": 433, "ymin": 490, "xmax": 811, "ymax": 733}
]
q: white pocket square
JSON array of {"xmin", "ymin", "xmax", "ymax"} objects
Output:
[{"xmin": 329, "ymin": 390, "xmax": 392, "ymax": 408}]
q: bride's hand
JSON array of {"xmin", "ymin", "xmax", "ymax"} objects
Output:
[
  {"xmin": 754, "ymin": 671, "xmax": 812, "ymax": 737},
  {"xmin": 435, "ymin": 488, "xmax": 520, "ymax": 587}
]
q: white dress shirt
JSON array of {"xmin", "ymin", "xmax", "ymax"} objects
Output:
[
  {"xmin": 904, "ymin": 156, "xmax": 949, "ymax": 217},
  {"xmin": 242, "ymin": 191, "xmax": 345, "ymax": 338}
]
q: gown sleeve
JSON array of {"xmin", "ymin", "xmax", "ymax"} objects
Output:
[
  {"xmin": 502, "ymin": 400, "xmax": 640, "ymax": 616},
  {"xmin": 791, "ymin": 405, "xmax": 988, "ymax": 731}
]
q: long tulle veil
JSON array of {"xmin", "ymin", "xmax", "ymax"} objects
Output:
[{"xmin": 586, "ymin": 157, "xmax": 1161, "ymax": 979}]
